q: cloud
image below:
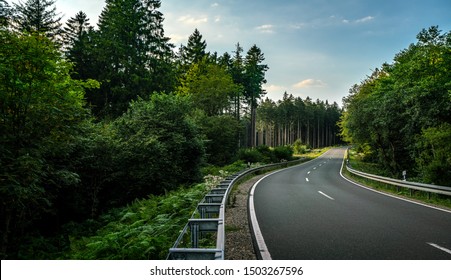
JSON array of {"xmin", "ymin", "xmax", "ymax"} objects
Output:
[
  {"xmin": 256, "ymin": 24, "xmax": 275, "ymax": 34},
  {"xmin": 178, "ymin": 15, "xmax": 208, "ymax": 26},
  {"xmin": 289, "ymin": 23, "xmax": 306, "ymax": 30},
  {"xmin": 167, "ymin": 33, "xmax": 189, "ymax": 45},
  {"xmin": 264, "ymin": 84, "xmax": 287, "ymax": 93},
  {"xmin": 356, "ymin": 16, "xmax": 375, "ymax": 23},
  {"xmin": 211, "ymin": 3, "xmax": 219, "ymax": 8},
  {"xmin": 293, "ymin": 79, "xmax": 327, "ymax": 89},
  {"xmin": 342, "ymin": 16, "xmax": 375, "ymax": 24}
]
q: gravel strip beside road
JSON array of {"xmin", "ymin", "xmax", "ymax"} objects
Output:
[{"xmin": 224, "ymin": 174, "xmax": 267, "ymax": 260}]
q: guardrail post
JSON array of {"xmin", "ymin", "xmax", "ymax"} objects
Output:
[{"xmin": 191, "ymin": 223, "xmax": 199, "ymax": 248}]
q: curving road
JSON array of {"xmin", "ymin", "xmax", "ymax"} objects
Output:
[{"xmin": 250, "ymin": 147, "xmax": 451, "ymax": 259}]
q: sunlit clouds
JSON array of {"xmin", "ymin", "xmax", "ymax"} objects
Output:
[{"xmin": 293, "ymin": 79, "xmax": 327, "ymax": 89}]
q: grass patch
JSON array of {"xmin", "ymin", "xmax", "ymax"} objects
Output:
[{"xmin": 225, "ymin": 225, "xmax": 241, "ymax": 232}]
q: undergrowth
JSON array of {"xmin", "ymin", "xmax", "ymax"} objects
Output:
[{"xmin": 64, "ymin": 183, "xmax": 209, "ymax": 259}]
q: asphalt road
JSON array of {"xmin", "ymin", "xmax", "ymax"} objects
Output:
[{"xmin": 250, "ymin": 147, "xmax": 451, "ymax": 259}]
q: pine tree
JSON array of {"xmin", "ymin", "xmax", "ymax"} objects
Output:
[
  {"xmin": 62, "ymin": 11, "xmax": 90, "ymax": 52},
  {"xmin": 12, "ymin": 0, "xmax": 62, "ymax": 40},
  {"xmin": 181, "ymin": 28, "xmax": 207, "ymax": 65},
  {"xmin": 244, "ymin": 45, "xmax": 268, "ymax": 147},
  {"xmin": 62, "ymin": 11, "xmax": 94, "ymax": 80},
  {"xmin": 93, "ymin": 0, "xmax": 174, "ymax": 117}
]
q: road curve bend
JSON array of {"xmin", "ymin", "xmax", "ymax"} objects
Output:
[{"xmin": 249, "ymin": 147, "xmax": 451, "ymax": 259}]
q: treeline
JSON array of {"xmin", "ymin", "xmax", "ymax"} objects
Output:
[
  {"xmin": 257, "ymin": 93, "xmax": 342, "ymax": 148},
  {"xmin": 340, "ymin": 26, "xmax": 451, "ymax": 186},
  {"xmin": 0, "ymin": 0, "xmax": 339, "ymax": 259}
]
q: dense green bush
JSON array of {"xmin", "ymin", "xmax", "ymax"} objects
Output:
[
  {"xmin": 293, "ymin": 139, "xmax": 309, "ymax": 154},
  {"xmin": 238, "ymin": 145, "xmax": 294, "ymax": 164},
  {"xmin": 193, "ymin": 111, "xmax": 242, "ymax": 166},
  {"xmin": 238, "ymin": 148, "xmax": 263, "ymax": 163},
  {"xmin": 256, "ymin": 145, "xmax": 277, "ymax": 163},
  {"xmin": 273, "ymin": 146, "xmax": 294, "ymax": 161},
  {"xmin": 111, "ymin": 94, "xmax": 205, "ymax": 202}
]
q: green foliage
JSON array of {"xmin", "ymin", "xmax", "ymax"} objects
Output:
[
  {"xmin": 293, "ymin": 139, "xmax": 309, "ymax": 154},
  {"xmin": 111, "ymin": 94, "xmax": 205, "ymax": 200},
  {"xmin": 192, "ymin": 110, "xmax": 242, "ymax": 166},
  {"xmin": 415, "ymin": 124, "xmax": 451, "ymax": 186},
  {"xmin": 340, "ymin": 26, "xmax": 451, "ymax": 182},
  {"xmin": 238, "ymin": 148, "xmax": 263, "ymax": 164},
  {"xmin": 0, "ymin": 30, "xmax": 94, "ymax": 258},
  {"xmin": 273, "ymin": 145, "xmax": 294, "ymax": 161},
  {"xmin": 179, "ymin": 28, "xmax": 207, "ymax": 66},
  {"xmin": 201, "ymin": 160, "xmax": 247, "ymax": 177},
  {"xmin": 178, "ymin": 58, "xmax": 240, "ymax": 116},
  {"xmin": 237, "ymin": 145, "xmax": 294, "ymax": 164},
  {"xmin": 12, "ymin": 0, "xmax": 63, "ymax": 40},
  {"xmin": 66, "ymin": 183, "xmax": 208, "ymax": 260},
  {"xmin": 90, "ymin": 0, "xmax": 175, "ymax": 117}
]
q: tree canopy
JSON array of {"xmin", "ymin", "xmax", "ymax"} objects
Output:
[{"xmin": 340, "ymin": 26, "xmax": 451, "ymax": 185}]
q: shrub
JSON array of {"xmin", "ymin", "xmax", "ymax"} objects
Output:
[
  {"xmin": 273, "ymin": 146, "xmax": 294, "ymax": 161},
  {"xmin": 293, "ymin": 139, "xmax": 308, "ymax": 154},
  {"xmin": 238, "ymin": 148, "xmax": 263, "ymax": 163}
]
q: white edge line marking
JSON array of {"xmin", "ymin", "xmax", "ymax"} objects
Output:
[
  {"xmin": 318, "ymin": 191, "xmax": 334, "ymax": 200},
  {"xmin": 249, "ymin": 149, "xmax": 335, "ymax": 260},
  {"xmin": 339, "ymin": 150, "xmax": 451, "ymax": 214},
  {"xmin": 427, "ymin": 243, "xmax": 451, "ymax": 255},
  {"xmin": 249, "ymin": 177, "xmax": 272, "ymax": 260}
]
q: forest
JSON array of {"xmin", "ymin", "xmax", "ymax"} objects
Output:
[
  {"xmin": 340, "ymin": 26, "xmax": 451, "ymax": 186},
  {"xmin": 0, "ymin": 0, "xmax": 341, "ymax": 259}
]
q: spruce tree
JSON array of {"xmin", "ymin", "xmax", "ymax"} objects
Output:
[
  {"xmin": 93, "ymin": 0, "xmax": 174, "ymax": 117},
  {"xmin": 244, "ymin": 45, "xmax": 268, "ymax": 147},
  {"xmin": 12, "ymin": 0, "xmax": 62, "ymax": 40},
  {"xmin": 181, "ymin": 28, "xmax": 207, "ymax": 65},
  {"xmin": 62, "ymin": 11, "xmax": 91, "ymax": 52},
  {"xmin": 62, "ymin": 11, "xmax": 94, "ymax": 80}
]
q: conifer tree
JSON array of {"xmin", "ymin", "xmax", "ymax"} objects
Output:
[
  {"xmin": 12, "ymin": 0, "xmax": 62, "ymax": 40},
  {"xmin": 62, "ymin": 11, "xmax": 94, "ymax": 80},
  {"xmin": 181, "ymin": 28, "xmax": 207, "ymax": 65},
  {"xmin": 244, "ymin": 45, "xmax": 268, "ymax": 147},
  {"xmin": 62, "ymin": 11, "xmax": 90, "ymax": 52},
  {"xmin": 93, "ymin": 0, "xmax": 174, "ymax": 117}
]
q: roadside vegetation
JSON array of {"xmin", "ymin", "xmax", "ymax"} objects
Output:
[
  {"xmin": 342, "ymin": 148, "xmax": 451, "ymax": 210},
  {"xmin": 339, "ymin": 26, "xmax": 450, "ymax": 186}
]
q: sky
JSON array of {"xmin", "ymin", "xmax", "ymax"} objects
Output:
[{"xmin": 8, "ymin": 0, "xmax": 451, "ymax": 105}]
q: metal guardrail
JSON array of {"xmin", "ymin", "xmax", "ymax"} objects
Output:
[
  {"xmin": 167, "ymin": 158, "xmax": 308, "ymax": 260},
  {"xmin": 344, "ymin": 153, "xmax": 451, "ymax": 197}
]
